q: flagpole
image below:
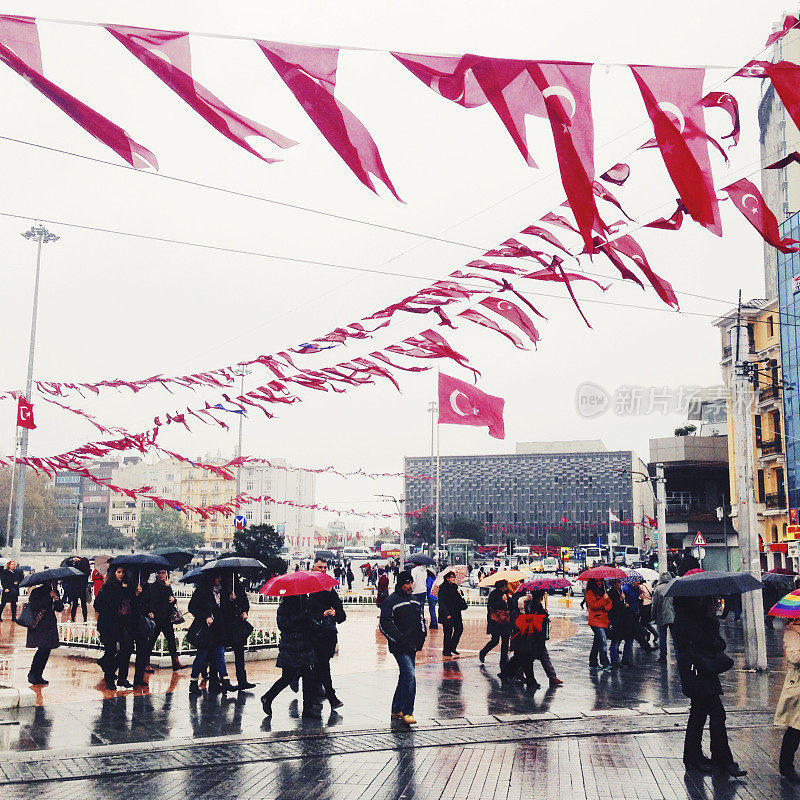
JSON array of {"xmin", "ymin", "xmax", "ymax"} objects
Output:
[
  {"xmin": 4, "ymin": 429, "xmax": 18, "ymax": 554},
  {"xmin": 608, "ymin": 508, "xmax": 613, "ymax": 558},
  {"xmin": 435, "ymin": 373, "xmax": 441, "ymax": 566}
]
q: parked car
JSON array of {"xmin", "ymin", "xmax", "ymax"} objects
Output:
[{"xmin": 542, "ymin": 557, "xmax": 559, "ymax": 573}]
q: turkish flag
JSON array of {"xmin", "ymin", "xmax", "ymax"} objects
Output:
[
  {"xmin": 724, "ymin": 178, "xmax": 799, "ymax": 253},
  {"xmin": 479, "ymin": 296, "xmax": 540, "ymax": 345},
  {"xmin": 17, "ymin": 396, "xmax": 36, "ymax": 429},
  {"xmin": 438, "ymin": 373, "xmax": 505, "ymax": 439},
  {"xmin": 630, "ymin": 66, "xmax": 721, "ymax": 236}
]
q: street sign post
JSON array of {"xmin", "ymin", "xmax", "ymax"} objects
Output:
[{"xmin": 693, "ymin": 532, "xmax": 707, "ymax": 547}]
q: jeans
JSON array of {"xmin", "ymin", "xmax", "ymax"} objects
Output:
[
  {"xmin": 442, "ymin": 616, "xmax": 463, "ymax": 654},
  {"xmin": 479, "ymin": 633, "xmax": 509, "ymax": 666},
  {"xmin": 29, "ymin": 647, "xmax": 51, "ymax": 679},
  {"xmin": 589, "ymin": 625, "xmax": 609, "ymax": 667},
  {"xmin": 191, "ymin": 645, "xmax": 227, "ymax": 679},
  {"xmin": 658, "ymin": 624, "xmax": 670, "ymax": 659},
  {"xmin": 684, "ymin": 694, "xmax": 734, "ymax": 765},
  {"xmin": 610, "ymin": 638, "xmax": 633, "ymax": 665},
  {"xmin": 313, "ymin": 652, "xmax": 336, "ymax": 700},
  {"xmin": 391, "ymin": 652, "xmax": 417, "ymax": 715},
  {"xmin": 428, "ymin": 598, "xmax": 438, "ymax": 627},
  {"xmin": 781, "ymin": 726, "xmax": 800, "ymax": 774}
]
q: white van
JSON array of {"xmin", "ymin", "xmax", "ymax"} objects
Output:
[
  {"xmin": 582, "ymin": 546, "xmax": 609, "ymax": 568},
  {"xmin": 341, "ymin": 546, "xmax": 373, "ymax": 561}
]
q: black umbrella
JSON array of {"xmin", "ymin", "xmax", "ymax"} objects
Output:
[
  {"xmin": 60, "ymin": 556, "xmax": 80, "ymax": 567},
  {"xmin": 664, "ymin": 570, "xmax": 762, "ymax": 598},
  {"xmin": 201, "ymin": 557, "xmax": 267, "ymax": 573},
  {"xmin": 179, "ymin": 567, "xmax": 205, "ymax": 584},
  {"xmin": 111, "ymin": 553, "xmax": 171, "ymax": 569},
  {"xmin": 21, "ymin": 566, "xmax": 83, "ymax": 587},
  {"xmin": 408, "ymin": 553, "xmax": 435, "ymax": 566},
  {"xmin": 153, "ymin": 548, "xmax": 193, "ymax": 570},
  {"xmin": 315, "ymin": 550, "xmax": 336, "ymax": 561}
]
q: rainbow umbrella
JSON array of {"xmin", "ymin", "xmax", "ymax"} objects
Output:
[{"xmin": 769, "ymin": 589, "xmax": 800, "ymax": 618}]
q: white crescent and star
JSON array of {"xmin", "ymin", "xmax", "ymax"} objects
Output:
[
  {"xmin": 657, "ymin": 102, "xmax": 686, "ymax": 133},
  {"xmin": 450, "ymin": 390, "xmax": 474, "ymax": 417},
  {"xmin": 497, "ymin": 301, "xmax": 515, "ymax": 312},
  {"xmin": 742, "ymin": 193, "xmax": 760, "ymax": 213},
  {"xmin": 542, "ymin": 86, "xmax": 576, "ymax": 120}
]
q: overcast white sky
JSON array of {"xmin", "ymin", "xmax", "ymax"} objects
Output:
[{"xmin": 0, "ymin": 1, "xmax": 793, "ymax": 532}]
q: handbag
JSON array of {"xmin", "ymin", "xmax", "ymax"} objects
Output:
[
  {"xmin": 186, "ymin": 621, "xmax": 213, "ymax": 650},
  {"xmin": 696, "ymin": 651, "xmax": 734, "ymax": 675},
  {"xmin": 137, "ymin": 614, "xmax": 156, "ymax": 641},
  {"xmin": 14, "ymin": 602, "xmax": 35, "ymax": 628},
  {"xmin": 490, "ymin": 609, "xmax": 510, "ymax": 625},
  {"xmin": 233, "ymin": 619, "xmax": 254, "ymax": 647},
  {"xmin": 170, "ymin": 606, "xmax": 185, "ymax": 626}
]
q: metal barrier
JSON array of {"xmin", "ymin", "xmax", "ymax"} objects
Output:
[{"xmin": 0, "ymin": 654, "xmax": 15, "ymax": 688}]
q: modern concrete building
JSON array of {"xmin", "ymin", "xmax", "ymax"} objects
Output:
[{"xmin": 404, "ymin": 441, "xmax": 653, "ymax": 548}]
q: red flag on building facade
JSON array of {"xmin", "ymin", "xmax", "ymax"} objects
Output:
[
  {"xmin": 438, "ymin": 373, "xmax": 505, "ymax": 439},
  {"xmin": 17, "ymin": 396, "xmax": 36, "ymax": 429}
]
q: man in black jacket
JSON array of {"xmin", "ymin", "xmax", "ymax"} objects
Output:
[
  {"xmin": 379, "ymin": 570, "xmax": 426, "ymax": 725},
  {"xmin": 150, "ymin": 568, "xmax": 185, "ymax": 670},
  {"xmin": 225, "ymin": 576, "xmax": 255, "ymax": 690},
  {"xmin": 308, "ymin": 556, "xmax": 346, "ymax": 710}
]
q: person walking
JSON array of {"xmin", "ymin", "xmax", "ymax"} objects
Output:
[
  {"xmin": 25, "ymin": 579, "xmax": 64, "ymax": 685},
  {"xmin": 64, "ymin": 557, "xmax": 89, "ymax": 623},
  {"xmin": 585, "ymin": 578, "xmax": 612, "ymax": 671},
  {"xmin": 131, "ymin": 576, "xmax": 157, "ymax": 688},
  {"xmin": 187, "ymin": 574, "xmax": 237, "ymax": 696},
  {"xmin": 426, "ymin": 569, "xmax": 438, "ymax": 630},
  {"xmin": 479, "ymin": 579, "xmax": 511, "ymax": 667},
  {"xmin": 498, "ymin": 590, "xmax": 541, "ymax": 689},
  {"xmin": 94, "ymin": 565, "xmax": 135, "ymax": 690},
  {"xmin": 673, "ymin": 595, "xmax": 746, "ymax": 777},
  {"xmin": 223, "ymin": 574, "xmax": 256, "ymax": 690},
  {"xmin": 651, "ymin": 572, "xmax": 675, "ymax": 662},
  {"xmin": 638, "ymin": 579, "xmax": 658, "ymax": 645},
  {"xmin": 261, "ymin": 594, "xmax": 317, "ymax": 717},
  {"xmin": 410, "ymin": 563, "xmax": 428, "ymax": 621},
  {"xmin": 376, "ymin": 569, "xmax": 390, "ymax": 606},
  {"xmin": 776, "ymin": 617, "xmax": 800, "ymax": 782},
  {"xmin": 1, "ymin": 560, "xmax": 21, "ymax": 621},
  {"xmin": 676, "ymin": 547, "xmax": 702, "ymax": 576},
  {"xmin": 307, "ymin": 556, "xmax": 346, "ymax": 710},
  {"xmin": 608, "ymin": 579, "xmax": 635, "ymax": 668},
  {"xmin": 150, "ymin": 568, "xmax": 185, "ymax": 670},
  {"xmin": 379, "ymin": 570, "xmax": 427, "ymax": 725},
  {"xmin": 91, "ymin": 566, "xmax": 105, "ymax": 600},
  {"xmin": 527, "ymin": 590, "xmax": 563, "ymax": 686},
  {"xmin": 346, "ymin": 564, "xmax": 354, "ymax": 591},
  {"xmin": 438, "ymin": 569, "xmax": 467, "ymax": 657}
]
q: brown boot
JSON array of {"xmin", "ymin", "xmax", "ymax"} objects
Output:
[{"xmin": 172, "ymin": 658, "xmax": 186, "ymax": 671}]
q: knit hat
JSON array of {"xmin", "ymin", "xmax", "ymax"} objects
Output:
[{"xmin": 397, "ymin": 570, "xmax": 414, "ymax": 586}]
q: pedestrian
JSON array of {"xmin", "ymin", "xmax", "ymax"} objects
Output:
[
  {"xmin": 410, "ymin": 563, "xmax": 428, "ymax": 620},
  {"xmin": 1, "ymin": 560, "xmax": 21, "ymax": 621},
  {"xmin": 187, "ymin": 573, "xmax": 237, "ymax": 696},
  {"xmin": 150, "ymin": 568, "xmax": 185, "ymax": 670},
  {"xmin": 676, "ymin": 547, "xmax": 702, "ymax": 576},
  {"xmin": 94, "ymin": 565, "xmax": 135, "ymax": 690},
  {"xmin": 479, "ymin": 579, "xmax": 511, "ymax": 667},
  {"xmin": 438, "ymin": 569, "xmax": 467, "ymax": 657},
  {"xmin": 426, "ymin": 569, "xmax": 439, "ymax": 630},
  {"xmin": 379, "ymin": 570, "xmax": 427, "ymax": 725},
  {"xmin": 720, "ymin": 593, "xmax": 742, "ymax": 622},
  {"xmin": 498, "ymin": 590, "xmax": 542, "ymax": 689},
  {"xmin": 608, "ymin": 579, "xmax": 635, "ymax": 667},
  {"xmin": 624, "ymin": 578, "xmax": 656, "ymax": 652},
  {"xmin": 25, "ymin": 579, "xmax": 64, "ymax": 686},
  {"xmin": 261, "ymin": 594, "xmax": 317, "ymax": 717},
  {"xmin": 527, "ymin": 590, "xmax": 563, "ymax": 686},
  {"xmin": 346, "ymin": 564, "xmax": 354, "ymax": 591},
  {"xmin": 132, "ymin": 575, "xmax": 156, "ymax": 688},
  {"xmin": 91, "ymin": 565, "xmax": 105, "ymax": 600},
  {"xmin": 376, "ymin": 569, "xmax": 390, "ymax": 606},
  {"xmin": 308, "ymin": 556, "xmax": 346, "ymax": 710},
  {"xmin": 673, "ymin": 595, "xmax": 746, "ymax": 777},
  {"xmin": 64, "ymin": 557, "xmax": 89, "ymax": 623},
  {"xmin": 776, "ymin": 616, "xmax": 800, "ymax": 783},
  {"xmin": 651, "ymin": 572, "xmax": 675, "ymax": 662},
  {"xmin": 221, "ymin": 574, "xmax": 256, "ymax": 690},
  {"xmin": 638, "ymin": 579, "xmax": 658, "ymax": 645},
  {"xmin": 585, "ymin": 578, "xmax": 612, "ymax": 671}
]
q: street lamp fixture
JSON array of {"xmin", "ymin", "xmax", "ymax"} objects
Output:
[{"xmin": 376, "ymin": 493, "xmax": 405, "ymax": 560}]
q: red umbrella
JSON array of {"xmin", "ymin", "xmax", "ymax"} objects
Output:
[
  {"xmin": 768, "ymin": 567, "xmax": 798, "ymax": 576},
  {"xmin": 520, "ymin": 577, "xmax": 571, "ymax": 591},
  {"xmin": 260, "ymin": 570, "xmax": 339, "ymax": 597},
  {"xmin": 684, "ymin": 568, "xmax": 705, "ymax": 576},
  {"xmin": 577, "ymin": 566, "xmax": 627, "ymax": 581}
]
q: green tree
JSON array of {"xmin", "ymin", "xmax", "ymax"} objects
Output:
[
  {"xmin": 0, "ymin": 467, "xmax": 65, "ymax": 550},
  {"xmin": 448, "ymin": 515, "xmax": 485, "ymax": 544},
  {"xmin": 233, "ymin": 523, "xmax": 287, "ymax": 576},
  {"xmin": 136, "ymin": 508, "xmax": 202, "ymax": 550},
  {"xmin": 83, "ymin": 524, "xmax": 131, "ymax": 551},
  {"xmin": 407, "ymin": 511, "xmax": 435, "ymax": 544}
]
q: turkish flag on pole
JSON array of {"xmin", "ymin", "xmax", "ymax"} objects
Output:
[
  {"xmin": 17, "ymin": 396, "xmax": 36, "ymax": 429},
  {"xmin": 724, "ymin": 178, "xmax": 799, "ymax": 253},
  {"xmin": 438, "ymin": 373, "xmax": 505, "ymax": 439}
]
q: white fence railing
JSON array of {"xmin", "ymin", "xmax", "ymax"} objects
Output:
[{"xmin": 0, "ymin": 654, "xmax": 15, "ymax": 688}]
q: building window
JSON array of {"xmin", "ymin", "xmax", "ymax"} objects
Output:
[
  {"xmin": 757, "ymin": 470, "xmax": 766, "ymax": 503},
  {"xmin": 773, "ymin": 524, "xmax": 779, "ymax": 544},
  {"xmin": 768, "ymin": 316, "xmax": 775, "ymax": 338}
]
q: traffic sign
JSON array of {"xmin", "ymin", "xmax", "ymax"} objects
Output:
[
  {"xmin": 692, "ymin": 546, "xmax": 706, "ymax": 561},
  {"xmin": 234, "ymin": 515, "xmax": 246, "ymax": 531},
  {"xmin": 693, "ymin": 532, "xmax": 707, "ymax": 547}
]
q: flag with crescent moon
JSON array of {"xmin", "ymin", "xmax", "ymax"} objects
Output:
[
  {"xmin": 16, "ymin": 396, "xmax": 36, "ymax": 430},
  {"xmin": 630, "ymin": 65, "xmax": 721, "ymax": 236},
  {"xmin": 766, "ymin": 14, "xmax": 800, "ymax": 46},
  {"xmin": 437, "ymin": 372, "xmax": 505, "ymax": 439},
  {"xmin": 529, "ymin": 61, "xmax": 605, "ymax": 253},
  {"xmin": 106, "ymin": 26, "xmax": 297, "ymax": 163},
  {"xmin": 257, "ymin": 41, "xmax": 400, "ymax": 199},
  {"xmin": 752, "ymin": 62, "xmax": 800, "ymax": 165},
  {"xmin": 723, "ymin": 177, "xmax": 799, "ymax": 253},
  {"xmin": 0, "ymin": 15, "xmax": 157, "ymax": 169},
  {"xmin": 479, "ymin": 296, "xmax": 541, "ymax": 345}
]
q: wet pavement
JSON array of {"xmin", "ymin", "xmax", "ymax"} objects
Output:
[{"xmin": 0, "ymin": 600, "xmax": 797, "ymax": 798}]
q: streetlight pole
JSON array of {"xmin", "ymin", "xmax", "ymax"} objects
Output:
[
  {"xmin": 231, "ymin": 366, "xmax": 252, "ymax": 510},
  {"xmin": 377, "ymin": 494, "xmax": 405, "ymax": 562},
  {"xmin": 11, "ymin": 225, "xmax": 59, "ymax": 559}
]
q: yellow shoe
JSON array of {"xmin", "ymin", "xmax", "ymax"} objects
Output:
[
  {"xmin": 390, "ymin": 712, "xmax": 403, "ymax": 720},
  {"xmin": 402, "ymin": 714, "xmax": 417, "ymax": 725}
]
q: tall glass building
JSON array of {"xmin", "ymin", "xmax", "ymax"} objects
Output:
[{"xmin": 777, "ymin": 210, "xmax": 800, "ymax": 513}]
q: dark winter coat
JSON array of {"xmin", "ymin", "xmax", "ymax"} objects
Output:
[
  {"xmin": 63, "ymin": 558, "xmax": 89, "ymax": 600},
  {"xmin": 25, "ymin": 583, "xmax": 64, "ymax": 650},
  {"xmin": 379, "ymin": 589, "xmax": 427, "ymax": 655},
  {"xmin": 508, "ymin": 594, "xmax": 546, "ymax": 657},
  {"xmin": 607, "ymin": 585, "xmax": 635, "ymax": 641},
  {"xmin": 673, "ymin": 598, "xmax": 730, "ymax": 699},
  {"xmin": 275, "ymin": 595, "xmax": 315, "ymax": 670},
  {"xmin": 438, "ymin": 580, "xmax": 468, "ymax": 623},
  {"xmin": 307, "ymin": 588, "xmax": 346, "ymax": 660},
  {"xmin": 0, "ymin": 568, "xmax": 21, "ymax": 602},
  {"xmin": 220, "ymin": 578, "xmax": 251, "ymax": 647},
  {"xmin": 94, "ymin": 576, "xmax": 135, "ymax": 644},
  {"xmin": 486, "ymin": 587, "xmax": 511, "ymax": 635},
  {"xmin": 150, "ymin": 579, "xmax": 178, "ymax": 623},
  {"xmin": 187, "ymin": 584, "xmax": 227, "ymax": 647}
]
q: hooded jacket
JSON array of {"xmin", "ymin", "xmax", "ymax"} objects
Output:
[
  {"xmin": 379, "ymin": 589, "xmax": 427, "ymax": 655},
  {"xmin": 651, "ymin": 573, "xmax": 675, "ymax": 627}
]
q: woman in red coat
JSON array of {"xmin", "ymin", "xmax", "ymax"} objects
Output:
[{"xmin": 585, "ymin": 578, "xmax": 612, "ymax": 671}]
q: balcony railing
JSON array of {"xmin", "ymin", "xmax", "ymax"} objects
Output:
[
  {"xmin": 765, "ymin": 492, "xmax": 787, "ymax": 509},
  {"xmin": 759, "ymin": 384, "xmax": 781, "ymax": 402},
  {"xmin": 760, "ymin": 438, "xmax": 783, "ymax": 455}
]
